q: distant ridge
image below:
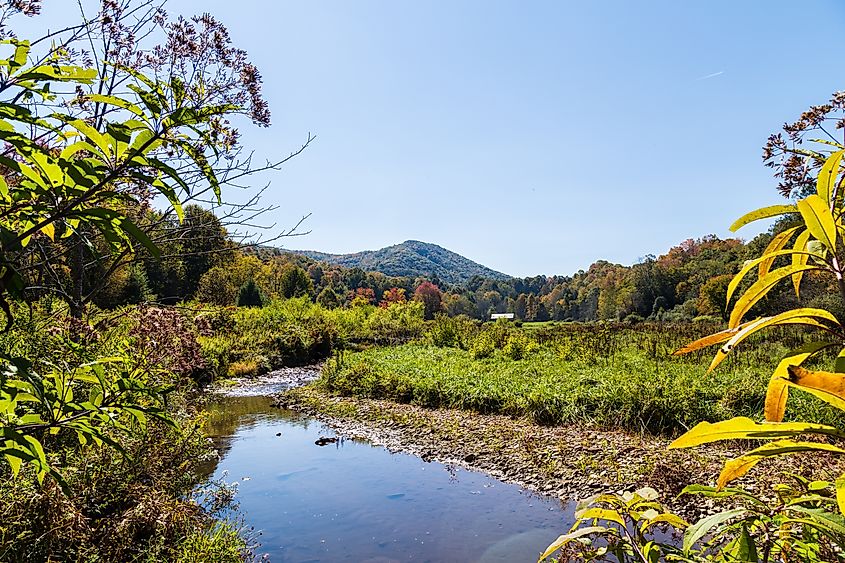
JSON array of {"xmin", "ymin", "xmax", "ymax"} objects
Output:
[{"xmin": 289, "ymin": 240, "xmax": 510, "ymax": 286}]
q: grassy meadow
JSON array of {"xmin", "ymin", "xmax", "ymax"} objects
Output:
[{"xmin": 319, "ymin": 319, "xmax": 843, "ymax": 434}]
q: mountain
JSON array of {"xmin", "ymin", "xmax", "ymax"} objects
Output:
[{"xmin": 290, "ymin": 240, "xmax": 511, "ymax": 286}]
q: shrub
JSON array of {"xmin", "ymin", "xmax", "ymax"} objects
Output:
[
  {"xmin": 363, "ymin": 301, "xmax": 425, "ymax": 344},
  {"xmin": 502, "ymin": 332, "xmax": 539, "ymax": 360},
  {"xmin": 198, "ymin": 335, "xmax": 233, "ymax": 381},
  {"xmin": 469, "ymin": 332, "xmax": 496, "ymax": 360},
  {"xmin": 227, "ymin": 360, "xmax": 260, "ymax": 378},
  {"xmin": 428, "ymin": 313, "xmax": 458, "ymax": 347},
  {"xmin": 623, "ymin": 313, "xmax": 645, "ymax": 324},
  {"xmin": 428, "ymin": 314, "xmax": 479, "ymax": 349}
]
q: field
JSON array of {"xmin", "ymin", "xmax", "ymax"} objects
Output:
[{"xmin": 320, "ymin": 321, "xmax": 843, "ymax": 435}]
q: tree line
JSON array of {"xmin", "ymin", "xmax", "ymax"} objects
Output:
[{"xmin": 27, "ymin": 203, "xmax": 835, "ymax": 325}]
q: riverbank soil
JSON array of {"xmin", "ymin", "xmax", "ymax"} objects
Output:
[{"xmin": 276, "ymin": 386, "xmax": 845, "ymax": 519}]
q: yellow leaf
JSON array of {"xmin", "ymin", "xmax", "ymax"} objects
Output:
[
  {"xmin": 759, "ymin": 227, "xmax": 800, "ymax": 279},
  {"xmin": 576, "ymin": 507, "xmax": 626, "ymax": 528},
  {"xmin": 791, "ymin": 229, "xmax": 812, "ymax": 297},
  {"xmin": 797, "ymin": 194, "xmax": 837, "ymax": 253},
  {"xmin": 717, "ymin": 440, "xmax": 845, "ymax": 489},
  {"xmin": 537, "ymin": 526, "xmax": 608, "ymax": 562},
  {"xmin": 836, "ymin": 347, "xmax": 845, "ymax": 373},
  {"xmin": 764, "ymin": 342, "xmax": 835, "ymax": 422},
  {"xmin": 640, "ymin": 513, "xmax": 689, "ymax": 534},
  {"xmin": 708, "ymin": 309, "xmax": 838, "ymax": 372},
  {"xmin": 817, "ymin": 150, "xmax": 844, "ymax": 204},
  {"xmin": 726, "ymin": 249, "xmax": 813, "ymax": 308},
  {"xmin": 668, "ymin": 417, "xmax": 844, "ymax": 449},
  {"xmin": 729, "ymin": 265, "xmax": 820, "ymax": 328},
  {"xmin": 673, "ymin": 324, "xmax": 748, "ymax": 356},
  {"xmin": 765, "ymin": 379, "xmax": 789, "ymax": 423},
  {"xmin": 40, "ymin": 222, "xmax": 55, "ymax": 241},
  {"xmin": 787, "ymin": 366, "xmax": 845, "ymax": 411},
  {"xmin": 730, "ymin": 204, "xmax": 797, "ymax": 232},
  {"xmin": 4, "ymin": 452, "xmax": 21, "ymax": 476},
  {"xmin": 836, "ymin": 474, "xmax": 845, "ymax": 515}
]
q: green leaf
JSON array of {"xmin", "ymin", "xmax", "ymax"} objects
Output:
[
  {"xmin": 178, "ymin": 141, "xmax": 220, "ymax": 201},
  {"xmin": 683, "ymin": 508, "xmax": 746, "ymax": 553},
  {"xmin": 788, "ymin": 507, "xmax": 845, "ymax": 536},
  {"xmin": 680, "ymin": 484, "xmax": 767, "ymax": 506},
  {"xmin": 10, "ymin": 39, "xmax": 29, "ymax": 68},
  {"xmin": 725, "ymin": 524, "xmax": 758, "ymax": 562},
  {"xmin": 127, "ymin": 83, "xmax": 164, "ymax": 117},
  {"xmin": 54, "ymin": 116, "xmax": 111, "ymax": 158},
  {"xmin": 118, "ymin": 219, "xmax": 160, "ymax": 258},
  {"xmin": 797, "ymin": 194, "xmax": 837, "ymax": 253},
  {"xmin": 0, "ymin": 155, "xmax": 47, "ymax": 189},
  {"xmin": 730, "ymin": 205, "xmax": 797, "ymax": 232},
  {"xmin": 836, "ymin": 474, "xmax": 845, "ymax": 515},
  {"xmin": 86, "ymin": 94, "xmax": 146, "ymax": 118},
  {"xmin": 18, "ymin": 65, "xmax": 97, "ymax": 83},
  {"xmin": 538, "ymin": 526, "xmax": 610, "ymax": 561}
]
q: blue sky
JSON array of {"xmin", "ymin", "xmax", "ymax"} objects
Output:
[{"xmin": 20, "ymin": 1, "xmax": 845, "ymax": 277}]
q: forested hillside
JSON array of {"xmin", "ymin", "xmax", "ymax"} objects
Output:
[{"xmin": 289, "ymin": 240, "xmax": 511, "ymax": 285}]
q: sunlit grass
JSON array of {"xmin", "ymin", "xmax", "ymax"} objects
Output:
[{"xmin": 320, "ymin": 324, "xmax": 843, "ymax": 435}]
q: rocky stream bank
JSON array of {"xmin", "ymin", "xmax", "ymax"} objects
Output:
[{"xmin": 274, "ymin": 385, "xmax": 845, "ymax": 520}]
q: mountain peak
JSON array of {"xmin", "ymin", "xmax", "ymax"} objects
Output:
[{"xmin": 290, "ymin": 241, "xmax": 510, "ymax": 286}]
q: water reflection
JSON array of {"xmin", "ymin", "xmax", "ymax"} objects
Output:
[{"xmin": 203, "ymin": 395, "xmax": 574, "ymax": 562}]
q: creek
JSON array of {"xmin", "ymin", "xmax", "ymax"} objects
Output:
[{"xmin": 203, "ymin": 369, "xmax": 574, "ymax": 562}]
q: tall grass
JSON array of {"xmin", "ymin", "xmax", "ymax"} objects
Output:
[{"xmin": 320, "ymin": 322, "xmax": 842, "ymax": 435}]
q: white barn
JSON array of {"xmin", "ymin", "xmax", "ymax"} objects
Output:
[{"xmin": 490, "ymin": 313, "xmax": 515, "ymax": 320}]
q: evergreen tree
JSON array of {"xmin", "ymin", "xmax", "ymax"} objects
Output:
[
  {"xmin": 237, "ymin": 279, "xmax": 265, "ymax": 307},
  {"xmin": 279, "ymin": 265, "xmax": 314, "ymax": 298}
]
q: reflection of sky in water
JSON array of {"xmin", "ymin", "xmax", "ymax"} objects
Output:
[{"xmin": 204, "ymin": 397, "xmax": 574, "ymax": 562}]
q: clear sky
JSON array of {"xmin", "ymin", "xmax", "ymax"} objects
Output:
[{"xmin": 19, "ymin": 1, "xmax": 845, "ymax": 277}]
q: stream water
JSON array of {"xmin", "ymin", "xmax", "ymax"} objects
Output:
[{"xmin": 203, "ymin": 373, "xmax": 575, "ymax": 562}]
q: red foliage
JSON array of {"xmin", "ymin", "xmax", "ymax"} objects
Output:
[
  {"xmin": 413, "ymin": 282, "xmax": 443, "ymax": 320},
  {"xmin": 379, "ymin": 287, "xmax": 407, "ymax": 308},
  {"xmin": 348, "ymin": 287, "xmax": 376, "ymax": 305}
]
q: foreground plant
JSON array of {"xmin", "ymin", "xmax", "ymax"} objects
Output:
[
  {"xmin": 669, "ymin": 147, "xmax": 845, "ymax": 503},
  {"xmin": 0, "ymin": 0, "xmax": 282, "ymax": 488},
  {"xmin": 541, "ymin": 126, "xmax": 845, "ymax": 562},
  {"xmin": 540, "ymin": 479, "xmax": 845, "ymax": 562}
]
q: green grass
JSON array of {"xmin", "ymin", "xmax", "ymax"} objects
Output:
[{"xmin": 320, "ymin": 328, "xmax": 843, "ymax": 435}]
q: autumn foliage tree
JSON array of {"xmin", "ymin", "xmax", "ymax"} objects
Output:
[
  {"xmin": 379, "ymin": 287, "xmax": 406, "ymax": 308},
  {"xmin": 414, "ymin": 281, "xmax": 443, "ymax": 320}
]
